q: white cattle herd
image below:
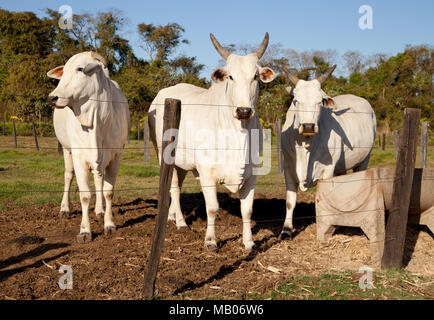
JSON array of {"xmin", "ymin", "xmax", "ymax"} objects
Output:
[{"xmin": 46, "ymin": 33, "xmax": 376, "ymax": 247}]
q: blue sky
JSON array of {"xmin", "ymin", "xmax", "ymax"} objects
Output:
[{"xmin": 1, "ymin": 0, "xmax": 433, "ymax": 77}]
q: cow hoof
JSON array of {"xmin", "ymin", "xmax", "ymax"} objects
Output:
[
  {"xmin": 244, "ymin": 242, "xmax": 257, "ymax": 251},
  {"xmin": 205, "ymin": 239, "xmax": 218, "ymax": 250},
  {"xmin": 176, "ymin": 221, "xmax": 188, "ymax": 229},
  {"xmin": 59, "ymin": 211, "xmax": 70, "ymax": 217},
  {"xmin": 278, "ymin": 228, "xmax": 293, "ymax": 241},
  {"xmin": 77, "ymin": 232, "xmax": 92, "ymax": 244},
  {"xmin": 104, "ymin": 226, "xmax": 116, "ymax": 235},
  {"xmin": 96, "ymin": 212, "xmax": 104, "ymax": 220}
]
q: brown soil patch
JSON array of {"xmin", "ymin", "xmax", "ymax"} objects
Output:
[{"xmin": 0, "ymin": 192, "xmax": 432, "ymax": 300}]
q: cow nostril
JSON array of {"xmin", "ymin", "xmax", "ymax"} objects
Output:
[{"xmin": 302, "ymin": 123, "xmax": 315, "ymax": 132}]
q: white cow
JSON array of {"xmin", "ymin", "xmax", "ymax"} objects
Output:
[
  {"xmin": 148, "ymin": 33, "xmax": 276, "ymax": 250},
  {"xmin": 47, "ymin": 51, "xmax": 130, "ymax": 243},
  {"xmin": 280, "ymin": 65, "xmax": 376, "ymax": 239}
]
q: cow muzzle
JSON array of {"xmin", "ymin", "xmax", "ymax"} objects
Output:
[
  {"xmin": 235, "ymin": 107, "xmax": 253, "ymax": 120},
  {"xmin": 298, "ymin": 123, "xmax": 318, "ymax": 137}
]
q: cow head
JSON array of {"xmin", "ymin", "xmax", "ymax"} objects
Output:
[
  {"xmin": 210, "ymin": 33, "xmax": 276, "ymax": 121},
  {"xmin": 285, "ymin": 65, "xmax": 336, "ymax": 139},
  {"xmin": 47, "ymin": 51, "xmax": 109, "ymax": 127}
]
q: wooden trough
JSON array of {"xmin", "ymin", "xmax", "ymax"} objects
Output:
[{"xmin": 315, "ymin": 167, "xmax": 434, "ymax": 265}]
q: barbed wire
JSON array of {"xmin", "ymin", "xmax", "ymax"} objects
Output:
[
  {"xmin": 1, "ymin": 175, "xmax": 434, "ymax": 195},
  {"xmin": 0, "ymin": 145, "xmax": 382, "ymax": 151},
  {"xmin": 5, "ymin": 93, "xmax": 377, "ymax": 114}
]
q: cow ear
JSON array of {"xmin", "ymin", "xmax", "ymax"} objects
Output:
[
  {"xmin": 47, "ymin": 66, "xmax": 64, "ymax": 79},
  {"xmin": 285, "ymin": 86, "xmax": 295, "ymax": 96},
  {"xmin": 259, "ymin": 67, "xmax": 276, "ymax": 83},
  {"xmin": 323, "ymin": 97, "xmax": 336, "ymax": 108},
  {"xmin": 321, "ymin": 90, "xmax": 336, "ymax": 109},
  {"xmin": 83, "ymin": 62, "xmax": 101, "ymax": 76},
  {"xmin": 211, "ymin": 67, "xmax": 228, "ymax": 82}
]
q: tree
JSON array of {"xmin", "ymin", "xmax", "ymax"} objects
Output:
[
  {"xmin": 170, "ymin": 56, "xmax": 204, "ymax": 76},
  {"xmin": 0, "ymin": 9, "xmax": 55, "ymax": 57},
  {"xmin": 137, "ymin": 23, "xmax": 189, "ymax": 63},
  {"xmin": 342, "ymin": 50, "xmax": 366, "ymax": 75}
]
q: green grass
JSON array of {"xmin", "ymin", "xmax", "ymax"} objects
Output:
[{"xmin": 263, "ymin": 269, "xmax": 433, "ymax": 300}]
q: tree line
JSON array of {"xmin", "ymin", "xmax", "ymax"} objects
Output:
[{"xmin": 0, "ymin": 8, "xmax": 432, "ymax": 131}]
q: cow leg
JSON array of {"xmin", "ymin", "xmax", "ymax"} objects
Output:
[
  {"xmin": 239, "ymin": 175, "xmax": 256, "ymax": 250},
  {"xmin": 73, "ymin": 160, "xmax": 92, "ymax": 243},
  {"xmin": 102, "ymin": 154, "xmax": 122, "ymax": 234},
  {"xmin": 93, "ymin": 170, "xmax": 105, "ymax": 218},
  {"xmin": 200, "ymin": 177, "xmax": 219, "ymax": 249},
  {"xmin": 168, "ymin": 168, "xmax": 188, "ymax": 228},
  {"xmin": 280, "ymin": 169, "xmax": 298, "ymax": 240},
  {"xmin": 92, "ymin": 170, "xmax": 104, "ymax": 218},
  {"xmin": 60, "ymin": 148, "xmax": 74, "ymax": 215}
]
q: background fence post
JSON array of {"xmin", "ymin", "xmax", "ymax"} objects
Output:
[
  {"xmin": 382, "ymin": 132, "xmax": 386, "ymax": 151},
  {"xmin": 276, "ymin": 119, "xmax": 283, "ymax": 174},
  {"xmin": 143, "ymin": 121, "xmax": 149, "ymax": 162},
  {"xmin": 12, "ymin": 120, "xmax": 17, "ymax": 148},
  {"xmin": 381, "ymin": 108, "xmax": 421, "ymax": 269},
  {"xmin": 32, "ymin": 120, "xmax": 39, "ymax": 151},
  {"xmin": 420, "ymin": 121, "xmax": 428, "ymax": 168},
  {"xmin": 2, "ymin": 120, "xmax": 4, "ymax": 136},
  {"xmin": 137, "ymin": 122, "xmax": 140, "ymax": 141},
  {"xmin": 142, "ymin": 98, "xmax": 181, "ymax": 299}
]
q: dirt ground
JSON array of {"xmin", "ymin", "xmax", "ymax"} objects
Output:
[{"xmin": 0, "ymin": 191, "xmax": 433, "ymax": 300}]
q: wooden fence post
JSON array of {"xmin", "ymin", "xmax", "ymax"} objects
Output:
[
  {"xmin": 276, "ymin": 119, "xmax": 283, "ymax": 174},
  {"xmin": 2, "ymin": 120, "xmax": 4, "ymax": 136},
  {"xmin": 12, "ymin": 120, "xmax": 17, "ymax": 148},
  {"xmin": 32, "ymin": 121, "xmax": 39, "ymax": 151},
  {"xmin": 381, "ymin": 108, "xmax": 421, "ymax": 268},
  {"xmin": 142, "ymin": 98, "xmax": 181, "ymax": 299},
  {"xmin": 420, "ymin": 121, "xmax": 428, "ymax": 168},
  {"xmin": 394, "ymin": 130, "xmax": 399, "ymax": 160},
  {"xmin": 382, "ymin": 132, "xmax": 386, "ymax": 151},
  {"xmin": 143, "ymin": 121, "xmax": 149, "ymax": 162}
]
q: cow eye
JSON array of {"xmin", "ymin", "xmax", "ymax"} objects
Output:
[
  {"xmin": 77, "ymin": 67, "xmax": 83, "ymax": 72},
  {"xmin": 254, "ymin": 73, "xmax": 259, "ymax": 80},
  {"xmin": 228, "ymin": 75, "xmax": 233, "ymax": 80}
]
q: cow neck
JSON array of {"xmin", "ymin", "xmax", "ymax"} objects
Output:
[
  {"xmin": 208, "ymin": 80, "xmax": 249, "ymax": 132},
  {"xmin": 87, "ymin": 75, "xmax": 113, "ymax": 174}
]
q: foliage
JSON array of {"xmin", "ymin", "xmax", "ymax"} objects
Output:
[{"xmin": 0, "ymin": 8, "xmax": 431, "ymax": 130}]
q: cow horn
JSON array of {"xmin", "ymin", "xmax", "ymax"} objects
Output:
[
  {"xmin": 253, "ymin": 32, "xmax": 269, "ymax": 59},
  {"xmin": 283, "ymin": 66, "xmax": 299, "ymax": 86},
  {"xmin": 210, "ymin": 34, "xmax": 230, "ymax": 60},
  {"xmin": 91, "ymin": 51, "xmax": 107, "ymax": 68},
  {"xmin": 317, "ymin": 64, "xmax": 337, "ymax": 85}
]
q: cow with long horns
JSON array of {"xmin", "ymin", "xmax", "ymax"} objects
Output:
[
  {"xmin": 279, "ymin": 65, "xmax": 377, "ymax": 239},
  {"xmin": 148, "ymin": 33, "xmax": 276, "ymax": 250}
]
